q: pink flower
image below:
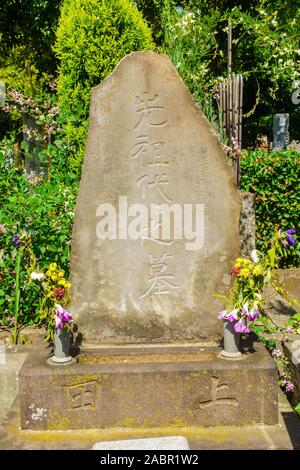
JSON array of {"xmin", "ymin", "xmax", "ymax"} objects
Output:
[
  {"xmin": 218, "ymin": 310, "xmax": 228, "ymax": 320},
  {"xmin": 234, "ymin": 319, "xmax": 250, "ymax": 333},
  {"xmin": 271, "ymin": 349, "xmax": 282, "ymax": 358},
  {"xmin": 218, "ymin": 308, "xmax": 239, "ymax": 322},
  {"xmin": 55, "ymin": 304, "xmax": 72, "ymax": 329},
  {"xmin": 286, "ymin": 326, "xmax": 293, "ymax": 334},
  {"xmin": 227, "ymin": 308, "xmax": 239, "ymax": 322},
  {"xmin": 282, "ymin": 380, "xmax": 294, "ymax": 393},
  {"xmin": 240, "ymin": 302, "xmax": 249, "ymax": 318},
  {"xmin": 248, "ymin": 309, "xmax": 260, "ymax": 321},
  {"xmin": 49, "ymin": 107, "xmax": 59, "ymax": 116},
  {"xmin": 55, "ymin": 316, "xmax": 63, "ymax": 330},
  {"xmin": 61, "ymin": 310, "xmax": 72, "ymax": 323}
]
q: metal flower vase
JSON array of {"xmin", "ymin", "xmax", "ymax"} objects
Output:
[
  {"xmin": 221, "ymin": 320, "xmax": 241, "ymax": 358},
  {"xmin": 52, "ymin": 326, "xmax": 72, "ymax": 363}
]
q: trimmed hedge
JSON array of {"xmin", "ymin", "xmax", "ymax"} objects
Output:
[
  {"xmin": 240, "ymin": 148, "xmax": 300, "ymax": 267},
  {"xmin": 55, "ymin": 0, "xmax": 154, "ymax": 118}
]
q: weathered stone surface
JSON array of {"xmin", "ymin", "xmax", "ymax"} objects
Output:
[
  {"xmin": 240, "ymin": 192, "xmax": 256, "ymax": 258},
  {"xmin": 19, "ymin": 338, "xmax": 277, "ymax": 430},
  {"xmin": 92, "ymin": 436, "xmax": 190, "ymax": 450},
  {"xmin": 0, "ymin": 344, "xmax": 29, "ymax": 424},
  {"xmin": 263, "ymin": 287, "xmax": 297, "ymax": 329},
  {"xmin": 70, "ymin": 51, "xmax": 241, "ymax": 343},
  {"xmin": 277, "ymin": 268, "xmax": 300, "ymax": 306},
  {"xmin": 283, "ymin": 337, "xmax": 300, "ymax": 406},
  {"xmin": 3, "ymin": 389, "xmax": 300, "ymax": 449}
]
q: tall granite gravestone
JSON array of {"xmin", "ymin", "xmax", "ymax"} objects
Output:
[
  {"xmin": 71, "ymin": 51, "xmax": 241, "ymax": 343},
  {"xmin": 19, "ymin": 52, "xmax": 278, "ymax": 431}
]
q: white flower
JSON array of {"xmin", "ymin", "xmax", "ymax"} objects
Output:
[
  {"xmin": 30, "ymin": 272, "xmax": 45, "ymax": 281},
  {"xmin": 251, "ymin": 250, "xmax": 260, "ymax": 264},
  {"xmin": 242, "ymin": 302, "xmax": 249, "ymax": 314}
]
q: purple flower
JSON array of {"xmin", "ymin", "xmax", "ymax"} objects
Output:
[
  {"xmin": 55, "ymin": 316, "xmax": 63, "ymax": 330},
  {"xmin": 218, "ymin": 310, "xmax": 228, "ymax": 320},
  {"xmin": 227, "ymin": 309, "xmax": 239, "ymax": 322},
  {"xmin": 218, "ymin": 309, "xmax": 239, "ymax": 322},
  {"xmin": 234, "ymin": 319, "xmax": 250, "ymax": 334},
  {"xmin": 285, "ymin": 229, "xmax": 296, "ymax": 246},
  {"xmin": 13, "ymin": 234, "xmax": 21, "ymax": 246},
  {"xmin": 286, "ymin": 235, "xmax": 295, "ymax": 246},
  {"xmin": 55, "ymin": 304, "xmax": 72, "ymax": 329},
  {"xmin": 282, "ymin": 380, "xmax": 294, "ymax": 393},
  {"xmin": 248, "ymin": 310, "xmax": 260, "ymax": 322},
  {"xmin": 61, "ymin": 310, "xmax": 72, "ymax": 323}
]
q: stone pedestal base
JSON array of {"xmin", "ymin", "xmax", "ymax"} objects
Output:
[{"xmin": 19, "ymin": 338, "xmax": 277, "ymax": 430}]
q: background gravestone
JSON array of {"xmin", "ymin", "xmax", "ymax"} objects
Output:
[
  {"xmin": 272, "ymin": 113, "xmax": 289, "ymax": 150},
  {"xmin": 70, "ymin": 51, "xmax": 241, "ymax": 343},
  {"xmin": 22, "ymin": 114, "xmax": 47, "ymax": 175}
]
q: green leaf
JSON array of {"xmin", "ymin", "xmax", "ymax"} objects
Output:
[{"xmin": 268, "ymin": 248, "xmax": 276, "ymax": 268}]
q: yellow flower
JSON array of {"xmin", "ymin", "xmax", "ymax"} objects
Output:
[
  {"xmin": 235, "ymin": 257, "xmax": 254, "ymax": 273},
  {"xmin": 49, "ymin": 263, "xmax": 57, "ymax": 272},
  {"xmin": 46, "ymin": 270, "xmax": 52, "ymax": 277},
  {"xmin": 58, "ymin": 270, "xmax": 65, "ymax": 278},
  {"xmin": 253, "ymin": 265, "xmax": 263, "ymax": 276},
  {"xmin": 65, "ymin": 281, "xmax": 71, "ymax": 289},
  {"xmin": 234, "ymin": 258, "xmax": 244, "ymax": 268},
  {"xmin": 239, "ymin": 268, "xmax": 250, "ymax": 278},
  {"xmin": 58, "ymin": 279, "xmax": 66, "ymax": 287},
  {"xmin": 51, "ymin": 274, "xmax": 57, "ymax": 281}
]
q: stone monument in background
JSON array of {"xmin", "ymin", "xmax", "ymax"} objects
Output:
[{"xmin": 273, "ymin": 113, "xmax": 289, "ymax": 150}]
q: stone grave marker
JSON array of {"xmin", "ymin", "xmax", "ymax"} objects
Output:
[
  {"xmin": 70, "ymin": 51, "xmax": 241, "ymax": 343},
  {"xmin": 19, "ymin": 53, "xmax": 278, "ymax": 432},
  {"xmin": 273, "ymin": 113, "xmax": 289, "ymax": 150}
]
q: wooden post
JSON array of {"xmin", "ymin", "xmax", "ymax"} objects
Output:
[
  {"xmin": 227, "ymin": 19, "xmax": 232, "ymax": 75},
  {"xmin": 218, "ymin": 19, "xmax": 243, "ymax": 188},
  {"xmin": 238, "ymin": 74, "xmax": 243, "ymax": 149},
  {"xmin": 236, "ymin": 74, "xmax": 243, "ymax": 189}
]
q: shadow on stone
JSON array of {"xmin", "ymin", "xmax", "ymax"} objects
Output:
[
  {"xmin": 281, "ymin": 411, "xmax": 300, "ymax": 450},
  {"xmin": 70, "ymin": 324, "xmax": 83, "ymax": 357}
]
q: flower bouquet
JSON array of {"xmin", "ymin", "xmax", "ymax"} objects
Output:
[
  {"xmin": 30, "ymin": 262, "xmax": 73, "ymax": 342},
  {"xmin": 217, "ymin": 252, "xmax": 265, "ymax": 335},
  {"xmin": 216, "ymin": 229, "xmax": 297, "ymax": 355}
]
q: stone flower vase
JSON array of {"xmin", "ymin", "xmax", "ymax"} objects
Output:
[
  {"xmin": 221, "ymin": 320, "xmax": 241, "ymax": 358},
  {"xmin": 52, "ymin": 326, "xmax": 72, "ymax": 363}
]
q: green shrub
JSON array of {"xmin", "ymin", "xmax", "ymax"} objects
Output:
[
  {"xmin": 240, "ymin": 148, "xmax": 300, "ymax": 268},
  {"xmin": 55, "ymin": 0, "xmax": 154, "ymax": 118}
]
